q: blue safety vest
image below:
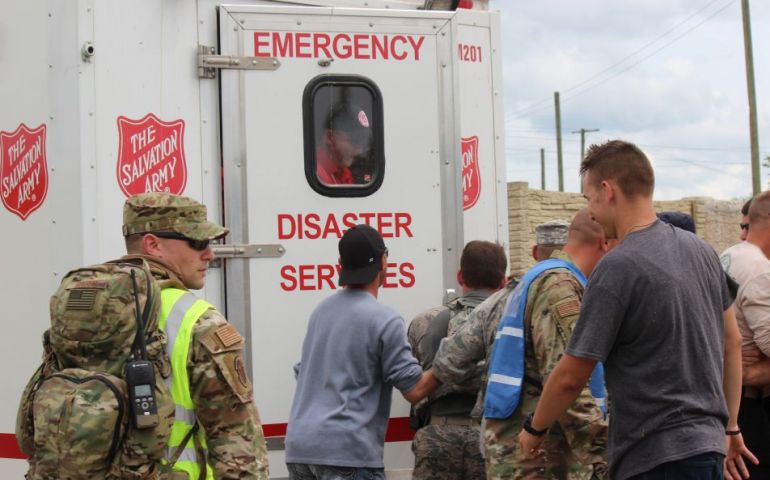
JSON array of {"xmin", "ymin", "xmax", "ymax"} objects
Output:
[{"xmin": 484, "ymin": 258, "xmax": 606, "ymax": 420}]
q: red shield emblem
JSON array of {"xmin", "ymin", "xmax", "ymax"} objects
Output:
[
  {"xmin": 0, "ymin": 123, "xmax": 48, "ymax": 220},
  {"xmin": 461, "ymin": 136, "xmax": 481, "ymax": 211},
  {"xmin": 116, "ymin": 113, "xmax": 187, "ymax": 197}
]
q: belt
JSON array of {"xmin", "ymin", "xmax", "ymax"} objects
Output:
[
  {"xmin": 429, "ymin": 415, "xmax": 478, "ymax": 427},
  {"xmin": 744, "ymin": 387, "xmax": 759, "ymax": 399},
  {"xmin": 743, "ymin": 386, "xmax": 764, "ymax": 399}
]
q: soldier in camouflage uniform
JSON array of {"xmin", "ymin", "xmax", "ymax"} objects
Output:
[
  {"xmin": 407, "ymin": 240, "xmax": 508, "ymax": 480},
  {"xmin": 123, "ymin": 192, "xmax": 269, "ymax": 479},
  {"xmin": 432, "ymin": 209, "xmax": 611, "ymax": 479},
  {"xmin": 532, "ymin": 220, "xmax": 570, "ymax": 262}
]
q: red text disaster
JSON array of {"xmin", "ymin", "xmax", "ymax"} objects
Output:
[
  {"xmin": 277, "ymin": 211, "xmax": 416, "ymax": 291},
  {"xmin": 278, "ymin": 212, "xmax": 413, "ymax": 240}
]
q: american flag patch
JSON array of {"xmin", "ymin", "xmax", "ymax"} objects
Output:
[
  {"xmin": 215, "ymin": 324, "xmax": 242, "ymax": 348},
  {"xmin": 66, "ymin": 288, "xmax": 98, "ymax": 311},
  {"xmin": 555, "ymin": 300, "xmax": 580, "ymax": 318}
]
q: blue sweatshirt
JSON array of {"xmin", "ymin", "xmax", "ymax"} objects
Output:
[{"xmin": 285, "ymin": 289, "xmax": 422, "ymax": 468}]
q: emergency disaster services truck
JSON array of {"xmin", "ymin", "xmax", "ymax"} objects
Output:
[{"xmin": 0, "ymin": 0, "xmax": 507, "ymax": 477}]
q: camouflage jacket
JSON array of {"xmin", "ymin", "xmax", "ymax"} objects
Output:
[
  {"xmin": 408, "ymin": 291, "xmax": 491, "ymax": 403},
  {"xmin": 433, "ymin": 251, "xmax": 607, "ymax": 479},
  {"xmin": 136, "ymin": 256, "xmax": 270, "ymax": 480},
  {"xmin": 432, "ymin": 282, "xmax": 516, "ymax": 419}
]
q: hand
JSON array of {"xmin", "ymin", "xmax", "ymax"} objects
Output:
[
  {"xmin": 724, "ymin": 433, "xmax": 758, "ymax": 480},
  {"xmin": 517, "ymin": 429, "xmax": 545, "ymax": 460},
  {"xmin": 742, "ymin": 345, "xmax": 763, "ymax": 366}
]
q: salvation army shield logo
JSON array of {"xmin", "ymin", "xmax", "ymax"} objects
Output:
[
  {"xmin": 0, "ymin": 123, "xmax": 48, "ymax": 220},
  {"xmin": 461, "ymin": 136, "xmax": 481, "ymax": 210},
  {"xmin": 117, "ymin": 113, "xmax": 187, "ymax": 197}
]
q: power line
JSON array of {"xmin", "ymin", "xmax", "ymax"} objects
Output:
[
  {"xmin": 643, "ymin": 143, "xmax": 768, "ymax": 154},
  {"xmin": 558, "ymin": 0, "xmax": 725, "ymax": 98},
  {"xmin": 504, "ymin": 133, "xmax": 769, "ymax": 155},
  {"xmin": 506, "ymin": 151, "xmax": 747, "ymax": 166},
  {"xmin": 506, "ymin": 134, "xmax": 583, "ymax": 144},
  {"xmin": 506, "ymin": 153, "xmax": 748, "ymax": 170},
  {"xmin": 505, "ymin": 0, "xmax": 735, "ymax": 120},
  {"xmin": 653, "ymin": 156, "xmax": 745, "ymax": 173},
  {"xmin": 654, "ymin": 159, "xmax": 747, "ymax": 167},
  {"xmin": 560, "ymin": 0, "xmax": 736, "ymax": 105}
]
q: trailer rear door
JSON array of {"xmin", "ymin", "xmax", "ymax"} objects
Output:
[{"xmin": 218, "ymin": 4, "xmax": 457, "ymax": 474}]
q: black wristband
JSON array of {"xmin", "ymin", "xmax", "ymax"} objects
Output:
[
  {"xmin": 523, "ymin": 412, "xmax": 548, "ymax": 437},
  {"xmin": 726, "ymin": 429, "xmax": 741, "ymax": 436}
]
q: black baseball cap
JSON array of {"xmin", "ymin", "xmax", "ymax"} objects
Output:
[
  {"xmin": 338, "ymin": 224, "xmax": 387, "ymax": 286},
  {"xmin": 327, "ymin": 103, "xmax": 371, "ymax": 148},
  {"xmin": 657, "ymin": 211, "xmax": 696, "ymax": 234}
]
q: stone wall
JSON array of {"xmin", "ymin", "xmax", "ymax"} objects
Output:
[{"xmin": 507, "ymin": 182, "xmax": 743, "ymax": 275}]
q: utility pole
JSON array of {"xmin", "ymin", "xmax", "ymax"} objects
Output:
[
  {"xmin": 572, "ymin": 128, "xmax": 599, "ymax": 192},
  {"xmin": 571, "ymin": 128, "xmax": 600, "ymax": 163},
  {"xmin": 741, "ymin": 0, "xmax": 761, "ymax": 194},
  {"xmin": 540, "ymin": 148, "xmax": 545, "ymax": 190},
  {"xmin": 554, "ymin": 92, "xmax": 563, "ymax": 192}
]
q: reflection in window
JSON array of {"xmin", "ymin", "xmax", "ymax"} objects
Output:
[{"xmin": 304, "ymin": 76, "xmax": 384, "ymax": 197}]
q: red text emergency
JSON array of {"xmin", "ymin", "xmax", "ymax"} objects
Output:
[{"xmin": 254, "ymin": 32, "xmax": 425, "ymax": 61}]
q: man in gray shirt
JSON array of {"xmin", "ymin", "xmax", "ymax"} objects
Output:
[
  {"xmin": 285, "ymin": 224, "xmax": 438, "ymax": 480},
  {"xmin": 517, "ymin": 140, "xmax": 754, "ymax": 480}
]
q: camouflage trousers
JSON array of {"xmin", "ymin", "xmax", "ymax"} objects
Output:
[
  {"xmin": 484, "ymin": 419, "xmax": 607, "ymax": 480},
  {"xmin": 411, "ymin": 423, "xmax": 485, "ymax": 480}
]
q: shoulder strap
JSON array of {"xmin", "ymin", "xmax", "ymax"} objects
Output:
[
  {"xmin": 455, "ymin": 295, "xmax": 482, "ymax": 310},
  {"xmin": 418, "ymin": 308, "xmax": 452, "ymax": 369},
  {"xmin": 167, "ymin": 421, "xmax": 199, "ymax": 467},
  {"xmin": 128, "ymin": 267, "xmax": 154, "ymax": 361}
]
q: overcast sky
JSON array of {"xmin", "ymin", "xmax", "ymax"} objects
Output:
[{"xmin": 490, "ymin": 0, "xmax": 769, "ymax": 200}]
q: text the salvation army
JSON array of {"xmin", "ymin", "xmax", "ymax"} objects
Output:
[
  {"xmin": 2, "ymin": 134, "xmax": 43, "ymax": 206},
  {"xmin": 120, "ymin": 124, "xmax": 180, "ymax": 191},
  {"xmin": 254, "ymin": 32, "xmax": 425, "ymax": 61},
  {"xmin": 462, "ymin": 141, "xmax": 476, "ymax": 192}
]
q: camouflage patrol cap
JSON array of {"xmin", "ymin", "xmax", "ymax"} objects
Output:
[
  {"xmin": 122, "ymin": 192, "xmax": 228, "ymax": 241},
  {"xmin": 535, "ymin": 220, "xmax": 569, "ymax": 246}
]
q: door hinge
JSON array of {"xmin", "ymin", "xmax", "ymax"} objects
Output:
[
  {"xmin": 211, "ymin": 243, "xmax": 286, "ymax": 259},
  {"xmin": 198, "ymin": 45, "xmax": 281, "ymax": 79}
]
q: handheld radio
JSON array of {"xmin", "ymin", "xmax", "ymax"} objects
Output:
[{"xmin": 127, "ymin": 270, "xmax": 160, "ymax": 429}]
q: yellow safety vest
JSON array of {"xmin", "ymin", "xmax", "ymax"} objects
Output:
[{"xmin": 159, "ymin": 288, "xmax": 216, "ymax": 480}]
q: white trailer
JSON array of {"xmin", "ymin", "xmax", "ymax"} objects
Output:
[{"xmin": 0, "ymin": 0, "xmax": 507, "ymax": 477}]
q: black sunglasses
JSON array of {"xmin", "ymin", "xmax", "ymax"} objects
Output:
[
  {"xmin": 740, "ymin": 223, "xmax": 749, "ymax": 231},
  {"xmin": 149, "ymin": 231, "xmax": 210, "ymax": 251}
]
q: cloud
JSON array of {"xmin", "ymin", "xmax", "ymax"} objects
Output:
[{"xmin": 492, "ymin": 0, "xmax": 770, "ymax": 199}]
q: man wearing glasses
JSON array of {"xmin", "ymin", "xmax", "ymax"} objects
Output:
[
  {"xmin": 740, "ymin": 198, "xmax": 752, "ymax": 241},
  {"xmin": 721, "ymin": 191, "xmax": 770, "ymax": 478},
  {"xmin": 122, "ymin": 192, "xmax": 269, "ymax": 479}
]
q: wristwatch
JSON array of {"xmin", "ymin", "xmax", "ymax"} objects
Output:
[{"xmin": 523, "ymin": 412, "xmax": 548, "ymax": 437}]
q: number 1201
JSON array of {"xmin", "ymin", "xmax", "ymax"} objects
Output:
[{"xmin": 458, "ymin": 44, "xmax": 482, "ymax": 63}]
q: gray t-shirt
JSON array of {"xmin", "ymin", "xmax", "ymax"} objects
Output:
[
  {"xmin": 285, "ymin": 289, "xmax": 423, "ymax": 468},
  {"xmin": 567, "ymin": 220, "xmax": 732, "ymax": 479}
]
